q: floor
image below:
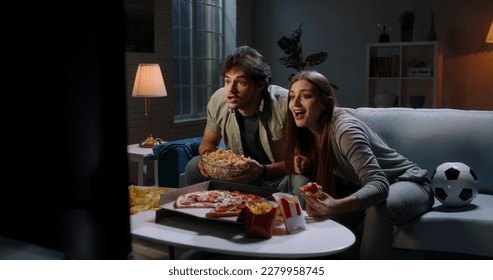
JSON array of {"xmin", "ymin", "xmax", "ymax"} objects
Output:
[
  {"xmin": 131, "ymin": 238, "xmax": 257, "ymax": 260},
  {"xmin": 132, "ymin": 238, "xmax": 491, "ymax": 260},
  {"xmin": 130, "ymin": 237, "xmax": 360, "ymax": 260},
  {"xmin": 131, "ymin": 239, "xmax": 171, "ymax": 260}
]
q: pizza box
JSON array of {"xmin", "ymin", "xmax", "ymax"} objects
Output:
[{"xmin": 155, "ymin": 180, "xmax": 276, "ymax": 223}]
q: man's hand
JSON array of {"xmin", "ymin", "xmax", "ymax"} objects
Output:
[
  {"xmin": 223, "ymin": 158, "xmax": 263, "ymax": 184},
  {"xmin": 197, "ymin": 158, "xmax": 211, "ymax": 179}
]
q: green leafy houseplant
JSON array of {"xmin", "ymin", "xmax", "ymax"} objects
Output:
[{"xmin": 277, "ymin": 23, "xmax": 338, "ymax": 89}]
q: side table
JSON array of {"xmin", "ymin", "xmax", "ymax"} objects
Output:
[{"xmin": 127, "ymin": 144, "xmax": 161, "ymax": 186}]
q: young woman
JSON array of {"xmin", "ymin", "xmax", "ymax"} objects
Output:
[{"xmin": 285, "ymin": 71, "xmax": 434, "ymax": 259}]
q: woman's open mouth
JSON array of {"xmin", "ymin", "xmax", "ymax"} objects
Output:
[{"xmin": 293, "ymin": 110, "xmax": 305, "ymax": 119}]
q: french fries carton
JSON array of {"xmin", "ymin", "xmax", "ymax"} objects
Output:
[
  {"xmin": 272, "ymin": 192, "xmax": 306, "ymax": 233},
  {"xmin": 244, "ymin": 200, "xmax": 277, "ymax": 238}
]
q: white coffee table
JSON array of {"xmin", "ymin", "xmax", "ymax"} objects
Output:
[{"xmin": 131, "ymin": 210, "xmax": 355, "ymax": 259}]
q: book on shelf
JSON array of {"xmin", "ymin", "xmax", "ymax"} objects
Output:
[{"xmin": 369, "ymin": 55, "xmax": 400, "ymax": 77}]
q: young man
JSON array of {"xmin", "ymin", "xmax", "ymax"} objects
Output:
[{"xmin": 184, "ymin": 46, "xmax": 309, "ymax": 191}]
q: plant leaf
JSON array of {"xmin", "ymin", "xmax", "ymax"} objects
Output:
[
  {"xmin": 278, "ymin": 35, "xmax": 303, "ymax": 70},
  {"xmin": 288, "ymin": 73, "xmax": 296, "ymax": 81},
  {"xmin": 277, "ymin": 23, "xmax": 338, "ymax": 90},
  {"xmin": 279, "ymin": 56, "xmax": 303, "ymax": 71},
  {"xmin": 306, "ymin": 51, "xmax": 328, "ymax": 67},
  {"xmin": 291, "ymin": 23, "xmax": 303, "ymax": 42},
  {"xmin": 277, "ymin": 36, "xmax": 295, "ymax": 55}
]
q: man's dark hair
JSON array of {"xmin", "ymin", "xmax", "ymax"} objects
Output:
[{"xmin": 219, "ymin": 46, "xmax": 272, "ymax": 84}]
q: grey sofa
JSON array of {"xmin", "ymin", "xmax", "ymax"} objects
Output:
[
  {"xmin": 352, "ymin": 107, "xmax": 493, "ymax": 258},
  {"xmin": 155, "ymin": 107, "xmax": 493, "ymax": 258}
]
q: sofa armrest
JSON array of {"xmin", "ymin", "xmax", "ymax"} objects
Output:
[{"xmin": 153, "ymin": 137, "xmax": 202, "ymax": 188}]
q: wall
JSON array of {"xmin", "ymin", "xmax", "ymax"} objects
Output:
[
  {"xmin": 252, "ymin": 0, "xmax": 493, "ymax": 110},
  {"xmin": 125, "ymin": 0, "xmax": 492, "ymax": 184},
  {"xmin": 125, "ymin": 0, "xmax": 202, "ymax": 184},
  {"xmin": 125, "ymin": 0, "xmax": 205, "ymax": 147}
]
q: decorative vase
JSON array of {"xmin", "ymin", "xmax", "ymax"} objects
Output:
[
  {"xmin": 410, "ymin": 95, "xmax": 425, "ymax": 108},
  {"xmin": 379, "ymin": 33, "xmax": 390, "ymax": 43},
  {"xmin": 428, "ymin": 26, "xmax": 437, "ymax": 41},
  {"xmin": 399, "ymin": 10, "xmax": 415, "ymax": 42},
  {"xmin": 401, "ymin": 30, "xmax": 413, "ymax": 42},
  {"xmin": 378, "ymin": 23, "xmax": 390, "ymax": 43},
  {"xmin": 427, "ymin": 8, "xmax": 437, "ymax": 41}
]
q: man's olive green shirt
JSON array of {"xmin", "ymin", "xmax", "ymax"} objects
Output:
[{"xmin": 206, "ymin": 85, "xmax": 288, "ymax": 164}]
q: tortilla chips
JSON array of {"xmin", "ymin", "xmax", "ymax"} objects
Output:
[{"xmin": 129, "ymin": 185, "xmax": 168, "ymax": 214}]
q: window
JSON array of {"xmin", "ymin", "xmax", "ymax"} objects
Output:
[{"xmin": 172, "ymin": 0, "xmax": 224, "ymax": 121}]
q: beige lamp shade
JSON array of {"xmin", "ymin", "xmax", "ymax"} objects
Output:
[
  {"xmin": 486, "ymin": 21, "xmax": 493, "ymax": 43},
  {"xmin": 132, "ymin": 64, "xmax": 167, "ymax": 97}
]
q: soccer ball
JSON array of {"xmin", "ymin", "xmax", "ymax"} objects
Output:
[{"xmin": 430, "ymin": 162, "xmax": 478, "ymax": 207}]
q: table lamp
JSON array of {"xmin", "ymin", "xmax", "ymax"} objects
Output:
[
  {"xmin": 132, "ymin": 63, "xmax": 167, "ymax": 148},
  {"xmin": 486, "ymin": 20, "xmax": 493, "ymax": 43}
]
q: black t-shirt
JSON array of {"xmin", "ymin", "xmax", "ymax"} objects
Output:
[{"xmin": 235, "ymin": 113, "xmax": 270, "ymax": 164}]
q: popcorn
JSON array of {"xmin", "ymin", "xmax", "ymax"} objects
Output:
[{"xmin": 202, "ymin": 149, "xmax": 247, "ymax": 167}]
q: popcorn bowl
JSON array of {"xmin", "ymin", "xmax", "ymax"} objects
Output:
[{"xmin": 201, "ymin": 157, "xmax": 248, "ymax": 180}]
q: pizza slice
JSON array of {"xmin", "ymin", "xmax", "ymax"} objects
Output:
[
  {"xmin": 205, "ymin": 203, "xmax": 247, "ymax": 218},
  {"xmin": 174, "ymin": 190, "xmax": 228, "ymax": 208},
  {"xmin": 205, "ymin": 191, "xmax": 263, "ymax": 218},
  {"xmin": 174, "ymin": 189, "xmax": 265, "ymax": 218},
  {"xmin": 299, "ymin": 182, "xmax": 323, "ymax": 198}
]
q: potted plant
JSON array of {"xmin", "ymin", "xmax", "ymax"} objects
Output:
[
  {"xmin": 378, "ymin": 23, "xmax": 391, "ymax": 43},
  {"xmin": 277, "ymin": 23, "xmax": 338, "ymax": 89},
  {"xmin": 399, "ymin": 10, "xmax": 415, "ymax": 42}
]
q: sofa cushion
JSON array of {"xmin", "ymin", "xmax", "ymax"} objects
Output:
[{"xmin": 393, "ymin": 194, "xmax": 493, "ymax": 257}]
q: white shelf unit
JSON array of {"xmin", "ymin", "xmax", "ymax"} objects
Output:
[{"xmin": 366, "ymin": 41, "xmax": 443, "ymax": 108}]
